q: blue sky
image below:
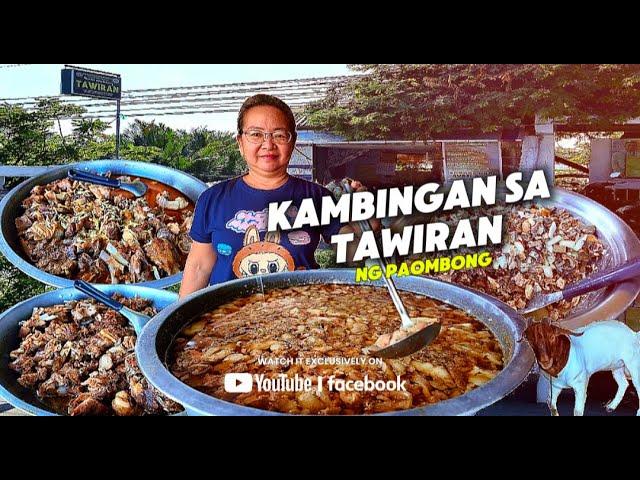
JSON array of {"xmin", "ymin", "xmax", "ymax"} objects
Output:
[{"xmin": 0, "ymin": 64, "xmax": 352, "ymax": 134}]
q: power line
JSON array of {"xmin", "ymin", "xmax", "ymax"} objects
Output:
[
  {"xmin": 0, "ymin": 64, "xmax": 32, "ymax": 69},
  {"xmin": 0, "ymin": 74, "xmax": 350, "ymax": 125},
  {"xmin": 61, "ymin": 92, "xmax": 323, "ymax": 116},
  {"xmin": 2, "ymin": 80, "xmax": 337, "ymax": 124},
  {"xmin": 6, "ymin": 82, "xmax": 333, "ymax": 109},
  {"xmin": 4, "ymin": 77, "xmax": 341, "ymax": 106},
  {"xmin": 68, "ymin": 102, "xmax": 314, "ymax": 120},
  {"xmin": 0, "ymin": 75, "xmax": 355, "ymax": 102},
  {"xmin": 8, "ymin": 94, "xmax": 324, "ymax": 120}
]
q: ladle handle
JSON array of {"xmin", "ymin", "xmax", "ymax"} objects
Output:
[
  {"xmin": 68, "ymin": 168, "xmax": 120, "ymax": 188},
  {"xmin": 562, "ymin": 256, "xmax": 640, "ymax": 301},
  {"xmin": 74, "ymin": 280, "xmax": 124, "ymax": 312},
  {"xmin": 340, "ymin": 180, "xmax": 414, "ymax": 329}
]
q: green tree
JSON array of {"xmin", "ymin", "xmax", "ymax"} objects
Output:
[
  {"xmin": 79, "ymin": 137, "xmax": 164, "ymax": 162},
  {"xmin": 0, "ymin": 106, "xmax": 249, "ymax": 314},
  {"xmin": 121, "ymin": 120, "xmax": 245, "ymax": 179},
  {"xmin": 123, "ymin": 118, "xmax": 175, "ymax": 149},
  {"xmin": 0, "ymin": 99, "xmax": 87, "ymax": 166},
  {"xmin": 72, "ymin": 117, "xmax": 109, "ymax": 148},
  {"xmin": 190, "ymin": 132, "xmax": 245, "ymax": 179},
  {"xmin": 0, "ymin": 253, "xmax": 50, "ymax": 313},
  {"xmin": 306, "ymin": 64, "xmax": 640, "ymax": 140}
]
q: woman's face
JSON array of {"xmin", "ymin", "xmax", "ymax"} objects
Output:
[{"xmin": 237, "ymin": 105, "xmax": 295, "ymax": 177}]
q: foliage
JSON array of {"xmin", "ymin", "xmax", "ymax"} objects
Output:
[
  {"xmin": 0, "ymin": 99, "xmax": 86, "ymax": 166},
  {"xmin": 0, "ymin": 253, "xmax": 51, "ymax": 313},
  {"xmin": 0, "ymin": 104, "xmax": 247, "ymax": 313},
  {"xmin": 557, "ymin": 139, "xmax": 591, "ymax": 167},
  {"xmin": 314, "ymin": 248, "xmax": 337, "ymax": 269},
  {"xmin": 306, "ymin": 64, "xmax": 640, "ymax": 140}
]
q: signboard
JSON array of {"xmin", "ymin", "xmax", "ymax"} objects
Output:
[
  {"xmin": 611, "ymin": 139, "xmax": 640, "ymax": 178},
  {"xmin": 287, "ymin": 167, "xmax": 312, "ymax": 180},
  {"xmin": 61, "ymin": 67, "xmax": 121, "ymax": 99},
  {"xmin": 445, "ymin": 142, "xmax": 499, "ymax": 180},
  {"xmin": 625, "ymin": 140, "xmax": 640, "ymax": 178}
]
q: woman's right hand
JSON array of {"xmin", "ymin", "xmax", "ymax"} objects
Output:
[{"xmin": 178, "ymin": 241, "xmax": 217, "ymax": 299}]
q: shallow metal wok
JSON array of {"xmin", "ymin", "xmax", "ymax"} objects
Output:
[
  {"xmin": 389, "ymin": 187, "xmax": 640, "ymax": 330},
  {"xmin": 136, "ymin": 270, "xmax": 535, "ymax": 416},
  {"xmin": 0, "ymin": 285, "xmax": 178, "ymax": 416},
  {"xmin": 0, "ymin": 159, "xmax": 208, "ymax": 289}
]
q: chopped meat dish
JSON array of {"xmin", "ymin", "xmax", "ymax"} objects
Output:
[
  {"xmin": 170, "ymin": 285, "xmax": 504, "ymax": 415},
  {"xmin": 404, "ymin": 203, "xmax": 606, "ymax": 320},
  {"xmin": 15, "ymin": 175, "xmax": 194, "ymax": 283},
  {"xmin": 9, "ymin": 295, "xmax": 182, "ymax": 416}
]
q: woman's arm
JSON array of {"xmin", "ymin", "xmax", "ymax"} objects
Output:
[{"xmin": 178, "ymin": 241, "xmax": 217, "ymax": 299}]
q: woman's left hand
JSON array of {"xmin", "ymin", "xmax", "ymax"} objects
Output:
[{"xmin": 349, "ymin": 179, "xmax": 367, "ymax": 192}]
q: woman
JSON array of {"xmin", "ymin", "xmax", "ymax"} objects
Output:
[{"xmin": 179, "ymin": 94, "xmax": 374, "ymax": 298}]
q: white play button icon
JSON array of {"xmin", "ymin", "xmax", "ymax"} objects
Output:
[{"xmin": 224, "ymin": 373, "xmax": 253, "ymax": 393}]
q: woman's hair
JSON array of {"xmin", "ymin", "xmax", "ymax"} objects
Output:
[{"xmin": 237, "ymin": 94, "xmax": 297, "ymax": 141}]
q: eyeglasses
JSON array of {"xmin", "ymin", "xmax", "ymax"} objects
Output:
[{"xmin": 241, "ymin": 129, "xmax": 293, "ymax": 145}]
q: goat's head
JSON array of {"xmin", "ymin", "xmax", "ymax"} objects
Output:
[{"xmin": 522, "ymin": 320, "xmax": 583, "ymax": 377}]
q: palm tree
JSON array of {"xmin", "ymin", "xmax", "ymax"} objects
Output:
[{"xmin": 123, "ymin": 119, "xmax": 173, "ymax": 149}]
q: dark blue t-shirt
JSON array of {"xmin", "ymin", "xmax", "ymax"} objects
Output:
[{"xmin": 190, "ymin": 175, "xmax": 342, "ymax": 285}]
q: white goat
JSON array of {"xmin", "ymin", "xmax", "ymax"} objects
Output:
[{"xmin": 524, "ymin": 320, "xmax": 640, "ymax": 416}]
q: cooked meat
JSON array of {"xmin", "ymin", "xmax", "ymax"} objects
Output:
[
  {"xmin": 29, "ymin": 243, "xmax": 78, "ymax": 276},
  {"xmin": 15, "ymin": 176, "xmax": 194, "ymax": 283},
  {"xmin": 129, "ymin": 249, "xmax": 152, "ymax": 282},
  {"xmin": 9, "ymin": 295, "xmax": 182, "ymax": 416},
  {"xmin": 111, "ymin": 391, "xmax": 138, "ymax": 416},
  {"xmin": 415, "ymin": 204, "xmax": 606, "ymax": 320},
  {"xmin": 170, "ymin": 285, "xmax": 504, "ymax": 415},
  {"xmin": 69, "ymin": 394, "xmax": 111, "ymax": 416},
  {"xmin": 15, "ymin": 215, "xmax": 32, "ymax": 233},
  {"xmin": 176, "ymin": 234, "xmax": 192, "ymax": 254},
  {"xmin": 157, "ymin": 191, "xmax": 189, "ymax": 210},
  {"xmin": 145, "ymin": 238, "xmax": 181, "ymax": 275},
  {"xmin": 156, "ymin": 227, "xmax": 174, "ymax": 241},
  {"xmin": 103, "ymin": 221, "xmax": 121, "ymax": 241}
]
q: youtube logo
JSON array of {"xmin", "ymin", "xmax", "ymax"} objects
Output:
[{"xmin": 224, "ymin": 373, "xmax": 253, "ymax": 393}]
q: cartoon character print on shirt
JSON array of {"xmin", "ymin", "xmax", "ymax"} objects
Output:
[
  {"xmin": 232, "ymin": 225, "xmax": 296, "ymax": 278},
  {"xmin": 226, "ymin": 209, "xmax": 269, "ymax": 233},
  {"xmin": 282, "ymin": 205, "xmax": 311, "ymax": 245}
]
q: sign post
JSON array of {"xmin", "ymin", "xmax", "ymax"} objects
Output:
[
  {"xmin": 60, "ymin": 65, "xmax": 122, "ymax": 158},
  {"xmin": 116, "ymin": 100, "xmax": 121, "ymax": 158}
]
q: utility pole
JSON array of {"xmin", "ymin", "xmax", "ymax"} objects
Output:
[{"xmin": 116, "ymin": 100, "xmax": 121, "ymax": 159}]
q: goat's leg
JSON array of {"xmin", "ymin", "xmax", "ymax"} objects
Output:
[
  {"xmin": 627, "ymin": 365, "xmax": 640, "ymax": 416},
  {"xmin": 536, "ymin": 373, "xmax": 550, "ymax": 403},
  {"xmin": 548, "ymin": 382, "xmax": 561, "ymax": 416},
  {"xmin": 605, "ymin": 368, "xmax": 629, "ymax": 412},
  {"xmin": 572, "ymin": 377, "xmax": 588, "ymax": 416}
]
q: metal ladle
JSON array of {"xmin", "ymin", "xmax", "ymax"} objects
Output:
[
  {"xmin": 68, "ymin": 169, "xmax": 148, "ymax": 197},
  {"xmin": 520, "ymin": 255, "xmax": 640, "ymax": 315},
  {"xmin": 74, "ymin": 280, "xmax": 151, "ymax": 335},
  {"xmin": 340, "ymin": 180, "xmax": 441, "ymax": 358}
]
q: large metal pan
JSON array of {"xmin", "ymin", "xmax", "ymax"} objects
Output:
[
  {"xmin": 0, "ymin": 159, "xmax": 208, "ymax": 289},
  {"xmin": 137, "ymin": 270, "xmax": 535, "ymax": 416},
  {"xmin": 0, "ymin": 285, "xmax": 178, "ymax": 416},
  {"xmin": 390, "ymin": 187, "xmax": 640, "ymax": 330},
  {"xmin": 538, "ymin": 188, "xmax": 640, "ymax": 329}
]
